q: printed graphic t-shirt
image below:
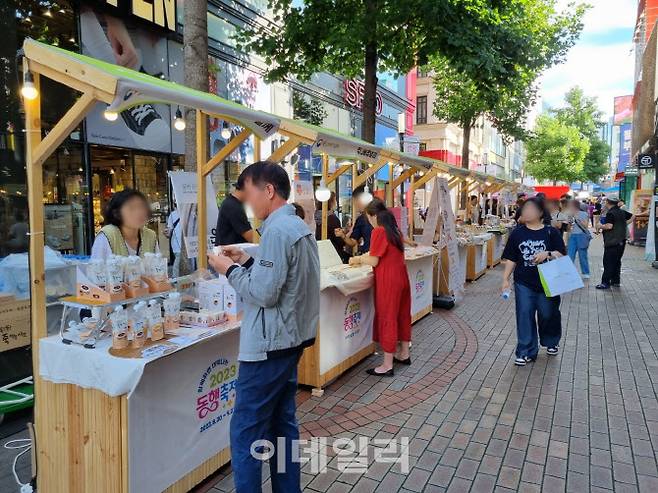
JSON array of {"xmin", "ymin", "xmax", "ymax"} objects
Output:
[{"xmin": 502, "ymin": 225, "xmax": 566, "ymax": 292}]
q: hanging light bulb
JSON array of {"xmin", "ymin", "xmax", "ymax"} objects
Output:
[
  {"xmin": 173, "ymin": 106, "xmax": 186, "ymax": 131},
  {"xmin": 103, "ymin": 107, "xmax": 118, "ymax": 122},
  {"xmin": 315, "ymin": 179, "xmax": 331, "ymax": 202},
  {"xmin": 20, "ymin": 71, "xmax": 38, "ymax": 100},
  {"xmin": 221, "ymin": 121, "xmax": 231, "ymax": 140},
  {"xmin": 359, "ymin": 185, "xmax": 373, "ymax": 206}
]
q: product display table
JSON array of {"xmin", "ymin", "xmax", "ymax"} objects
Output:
[
  {"xmin": 299, "ymin": 241, "xmax": 376, "ymax": 392},
  {"xmin": 486, "ymin": 231, "xmax": 507, "ymax": 268},
  {"xmin": 405, "ymin": 246, "xmax": 438, "ymax": 323},
  {"xmin": 466, "ymin": 234, "xmax": 492, "ymax": 281},
  {"xmin": 37, "ymin": 322, "xmax": 240, "ymax": 493}
]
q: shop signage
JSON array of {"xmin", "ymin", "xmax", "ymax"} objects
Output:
[
  {"xmin": 343, "ymin": 80, "xmax": 383, "ymax": 115},
  {"xmin": 103, "ymin": 0, "xmax": 177, "ymax": 31},
  {"xmin": 625, "ymin": 164, "xmax": 639, "ymax": 176},
  {"xmin": 312, "ymin": 134, "xmax": 381, "ymax": 164},
  {"xmin": 637, "ymin": 153, "xmax": 656, "ymax": 169}
]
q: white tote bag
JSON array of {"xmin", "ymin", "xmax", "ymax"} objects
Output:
[{"xmin": 537, "ymin": 256, "xmax": 584, "ymax": 297}]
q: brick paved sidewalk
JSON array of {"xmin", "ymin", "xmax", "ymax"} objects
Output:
[{"xmin": 204, "ymin": 238, "xmax": 655, "ymax": 492}]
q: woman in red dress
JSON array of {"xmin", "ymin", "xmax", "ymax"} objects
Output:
[{"xmin": 349, "ymin": 199, "xmax": 411, "ymax": 376}]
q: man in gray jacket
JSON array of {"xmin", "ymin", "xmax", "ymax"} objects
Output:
[{"xmin": 208, "ymin": 161, "xmax": 319, "ymax": 493}]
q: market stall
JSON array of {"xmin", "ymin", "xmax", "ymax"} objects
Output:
[
  {"xmin": 20, "ymin": 38, "xmax": 522, "ymax": 492},
  {"xmin": 404, "ymin": 246, "xmax": 438, "ymax": 322}
]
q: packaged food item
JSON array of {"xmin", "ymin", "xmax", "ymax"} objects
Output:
[
  {"xmin": 109, "ymin": 306, "xmax": 129, "ymax": 350},
  {"xmin": 106, "ymin": 255, "xmax": 125, "ymax": 296},
  {"xmin": 124, "ymin": 256, "xmax": 143, "ymax": 289},
  {"xmin": 221, "ymin": 282, "xmax": 243, "ymax": 320},
  {"xmin": 87, "ymin": 259, "xmax": 108, "ymax": 290},
  {"xmin": 152, "ymin": 253, "xmax": 168, "ymax": 282},
  {"xmin": 130, "ymin": 301, "xmax": 147, "ymax": 348},
  {"xmin": 147, "ymin": 299, "xmax": 164, "ymax": 341},
  {"xmin": 198, "ymin": 279, "xmax": 224, "ymax": 311},
  {"xmin": 163, "ymin": 292, "xmax": 181, "ymax": 332}
]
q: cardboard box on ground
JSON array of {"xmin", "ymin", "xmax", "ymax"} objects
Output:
[{"xmin": 0, "ymin": 294, "xmax": 31, "ymax": 352}]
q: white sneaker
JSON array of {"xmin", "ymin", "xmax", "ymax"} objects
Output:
[{"xmin": 546, "ymin": 347, "xmax": 559, "ymax": 356}]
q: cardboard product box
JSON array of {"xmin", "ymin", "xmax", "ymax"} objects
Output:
[
  {"xmin": 215, "ymin": 276, "xmax": 243, "ymax": 320},
  {"xmin": 0, "ymin": 298, "xmax": 31, "ymax": 353},
  {"xmin": 198, "ymin": 279, "xmax": 224, "ymax": 311}
]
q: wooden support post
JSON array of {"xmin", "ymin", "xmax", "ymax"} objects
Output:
[
  {"xmin": 408, "ymin": 173, "xmax": 415, "ymax": 237},
  {"xmin": 410, "ymin": 167, "xmax": 439, "ymax": 193},
  {"xmin": 393, "ymin": 167, "xmax": 416, "ymax": 189},
  {"xmin": 202, "ymin": 128, "xmax": 251, "ymax": 177},
  {"xmin": 321, "ymin": 154, "xmax": 329, "ymax": 240},
  {"xmin": 387, "ymin": 163, "xmax": 394, "ymax": 207},
  {"xmin": 266, "ymin": 137, "xmax": 301, "ymax": 164},
  {"xmin": 253, "ymin": 136, "xmax": 261, "ymax": 162},
  {"xmin": 196, "ymin": 111, "xmax": 208, "ymax": 269},
  {"xmin": 327, "ymin": 164, "xmax": 351, "ymax": 185}
]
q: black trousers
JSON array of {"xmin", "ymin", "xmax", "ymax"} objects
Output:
[{"xmin": 602, "ymin": 243, "xmax": 626, "ymax": 285}]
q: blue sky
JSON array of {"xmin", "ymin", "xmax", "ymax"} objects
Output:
[{"xmin": 538, "ymin": 0, "xmax": 637, "ymax": 119}]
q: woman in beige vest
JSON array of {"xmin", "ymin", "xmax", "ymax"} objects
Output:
[{"xmin": 91, "ymin": 189, "xmax": 158, "ymax": 259}]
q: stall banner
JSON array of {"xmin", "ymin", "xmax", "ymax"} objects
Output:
[
  {"xmin": 406, "ymin": 255, "xmax": 433, "ymax": 318},
  {"xmin": 437, "ymin": 177, "xmax": 464, "ymax": 298},
  {"xmin": 128, "ymin": 329, "xmax": 239, "ymax": 493},
  {"xmin": 169, "ymin": 171, "xmax": 219, "ymax": 258},
  {"xmin": 319, "ymin": 288, "xmax": 374, "ymax": 374},
  {"xmin": 419, "ymin": 179, "xmax": 440, "ymax": 246},
  {"xmin": 312, "ymin": 133, "xmax": 381, "ymax": 165},
  {"xmin": 292, "ymin": 180, "xmax": 316, "ymax": 232}
]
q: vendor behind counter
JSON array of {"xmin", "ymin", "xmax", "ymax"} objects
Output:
[{"xmin": 91, "ymin": 188, "xmax": 160, "ymax": 259}]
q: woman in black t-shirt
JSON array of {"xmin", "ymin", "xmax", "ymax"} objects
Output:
[{"xmin": 501, "ymin": 198, "xmax": 567, "ymax": 366}]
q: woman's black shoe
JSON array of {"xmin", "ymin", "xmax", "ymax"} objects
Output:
[
  {"xmin": 394, "ymin": 357, "xmax": 411, "ymax": 365},
  {"xmin": 366, "ymin": 367, "xmax": 394, "ymax": 377}
]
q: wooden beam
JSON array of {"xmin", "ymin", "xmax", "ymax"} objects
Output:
[
  {"xmin": 265, "ymin": 137, "xmax": 301, "ymax": 164},
  {"xmin": 449, "ymin": 177, "xmax": 463, "ymax": 190},
  {"xmin": 353, "ymin": 158, "xmax": 388, "ymax": 188},
  {"xmin": 196, "ymin": 111, "xmax": 208, "ymax": 269},
  {"xmin": 410, "ymin": 167, "xmax": 439, "ymax": 192},
  {"xmin": 327, "ymin": 164, "xmax": 351, "ymax": 185},
  {"xmin": 33, "ymin": 92, "xmax": 97, "ymax": 167},
  {"xmin": 387, "ymin": 164, "xmax": 394, "ymax": 207},
  {"xmin": 408, "ymin": 174, "xmax": 415, "ymax": 237},
  {"xmin": 29, "ymin": 61, "xmax": 115, "ymax": 104},
  {"xmin": 321, "ymin": 154, "xmax": 329, "ymax": 240},
  {"xmin": 393, "ymin": 168, "xmax": 416, "ymax": 189},
  {"xmin": 202, "ymin": 128, "xmax": 251, "ymax": 177}
]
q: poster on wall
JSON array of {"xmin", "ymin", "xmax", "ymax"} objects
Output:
[
  {"xmin": 79, "ymin": 7, "xmax": 175, "ymax": 153},
  {"xmin": 44, "ymin": 204, "xmax": 74, "ymax": 251},
  {"xmin": 613, "ymin": 95, "xmax": 633, "ymax": 125},
  {"xmin": 169, "ymin": 172, "xmax": 219, "ymax": 258}
]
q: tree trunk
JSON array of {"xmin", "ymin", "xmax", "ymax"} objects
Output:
[
  {"xmin": 181, "ymin": 0, "xmax": 209, "ymax": 275},
  {"xmin": 459, "ymin": 124, "xmax": 472, "ymax": 209},
  {"xmin": 361, "ymin": 0, "xmax": 378, "ymax": 144}
]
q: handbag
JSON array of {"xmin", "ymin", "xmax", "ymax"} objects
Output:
[
  {"xmin": 573, "ymin": 217, "xmax": 593, "ymax": 240},
  {"xmin": 537, "ymin": 255, "xmax": 584, "ymax": 297}
]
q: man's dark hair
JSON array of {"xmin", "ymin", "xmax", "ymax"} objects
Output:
[
  {"xmin": 103, "ymin": 188, "xmax": 150, "ymax": 227},
  {"xmin": 238, "ymin": 161, "xmax": 291, "ymax": 200},
  {"xmin": 535, "ymin": 192, "xmax": 546, "ymax": 200},
  {"xmin": 353, "ymin": 185, "xmax": 365, "ymax": 197}
]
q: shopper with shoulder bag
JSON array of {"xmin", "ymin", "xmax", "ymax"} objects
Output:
[{"xmin": 566, "ymin": 200, "xmax": 592, "ymax": 279}]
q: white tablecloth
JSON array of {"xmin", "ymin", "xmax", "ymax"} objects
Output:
[{"xmin": 39, "ymin": 322, "xmax": 240, "ymax": 397}]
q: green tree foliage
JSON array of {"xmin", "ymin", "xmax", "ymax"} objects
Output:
[
  {"xmin": 236, "ymin": 0, "xmax": 586, "ymax": 143},
  {"xmin": 552, "ymin": 86, "xmax": 610, "ymax": 183},
  {"xmin": 430, "ymin": 0, "xmax": 586, "ymax": 171},
  {"xmin": 292, "ymin": 91, "xmax": 328, "ymax": 127},
  {"xmin": 525, "ymin": 115, "xmax": 590, "ymax": 184}
]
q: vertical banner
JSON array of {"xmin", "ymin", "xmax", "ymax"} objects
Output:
[
  {"xmin": 419, "ymin": 179, "xmax": 440, "ymax": 246},
  {"xmin": 437, "ymin": 177, "xmax": 464, "ymax": 299},
  {"xmin": 169, "ymin": 172, "xmax": 219, "ymax": 258},
  {"xmin": 292, "ymin": 180, "xmax": 316, "ymax": 233},
  {"xmin": 618, "ymin": 123, "xmax": 632, "ymax": 173}
]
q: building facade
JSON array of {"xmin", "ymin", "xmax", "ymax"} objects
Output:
[{"xmin": 0, "ymin": 0, "xmax": 413, "ymax": 256}]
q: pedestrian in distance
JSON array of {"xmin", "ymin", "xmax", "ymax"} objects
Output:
[
  {"xmin": 208, "ymin": 162, "xmax": 320, "ymax": 493},
  {"xmin": 566, "ymin": 199, "xmax": 592, "ymax": 279},
  {"xmin": 595, "ymin": 195, "xmax": 634, "ymax": 290},
  {"xmin": 349, "ymin": 198, "xmax": 412, "ymax": 376},
  {"xmin": 501, "ymin": 197, "xmax": 566, "ymax": 366}
]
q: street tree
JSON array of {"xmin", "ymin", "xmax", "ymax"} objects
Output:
[
  {"xmin": 430, "ymin": 0, "xmax": 586, "ymax": 172},
  {"xmin": 236, "ymin": 0, "xmax": 586, "ymax": 144},
  {"xmin": 525, "ymin": 115, "xmax": 590, "ymax": 185},
  {"xmin": 552, "ymin": 86, "xmax": 610, "ymax": 183}
]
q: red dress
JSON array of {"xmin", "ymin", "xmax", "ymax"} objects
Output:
[{"xmin": 369, "ymin": 226, "xmax": 412, "ymax": 353}]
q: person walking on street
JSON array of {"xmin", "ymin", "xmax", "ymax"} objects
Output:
[
  {"xmin": 208, "ymin": 162, "xmax": 320, "ymax": 493},
  {"xmin": 501, "ymin": 197, "xmax": 566, "ymax": 366},
  {"xmin": 567, "ymin": 199, "xmax": 592, "ymax": 279},
  {"xmin": 214, "ymin": 178, "xmax": 254, "ymax": 246},
  {"xmin": 349, "ymin": 198, "xmax": 412, "ymax": 376},
  {"xmin": 596, "ymin": 195, "xmax": 634, "ymax": 290}
]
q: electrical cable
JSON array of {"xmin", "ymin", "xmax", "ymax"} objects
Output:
[{"xmin": 3, "ymin": 438, "xmax": 33, "ymax": 492}]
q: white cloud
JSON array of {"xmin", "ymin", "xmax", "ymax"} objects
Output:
[{"xmin": 557, "ymin": 0, "xmax": 636, "ymax": 32}]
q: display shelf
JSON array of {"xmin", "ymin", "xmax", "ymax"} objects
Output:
[{"xmin": 59, "ymin": 290, "xmax": 173, "ymax": 310}]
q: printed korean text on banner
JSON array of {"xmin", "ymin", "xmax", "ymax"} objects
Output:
[
  {"xmin": 169, "ymin": 171, "xmax": 219, "ymax": 258},
  {"xmin": 312, "ymin": 133, "xmax": 381, "ymax": 164},
  {"xmin": 437, "ymin": 177, "xmax": 464, "ymax": 298},
  {"xmin": 419, "ymin": 179, "xmax": 440, "ymax": 246}
]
